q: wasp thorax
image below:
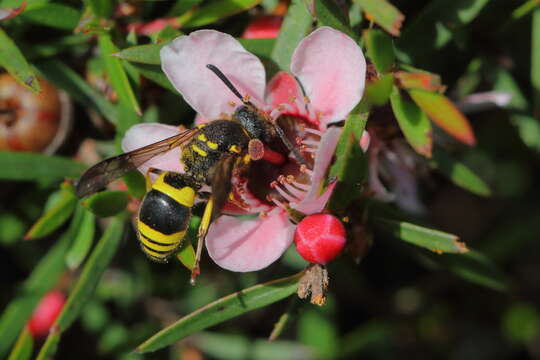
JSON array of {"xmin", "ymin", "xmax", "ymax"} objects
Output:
[{"xmin": 233, "ymin": 105, "xmax": 275, "ymax": 143}]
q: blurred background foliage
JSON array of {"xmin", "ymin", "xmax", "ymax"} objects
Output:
[{"xmin": 0, "ymin": 0, "xmax": 540, "ymax": 359}]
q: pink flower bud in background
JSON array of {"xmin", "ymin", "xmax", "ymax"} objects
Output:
[
  {"xmin": 294, "ymin": 214, "xmax": 347, "ymax": 264},
  {"xmin": 27, "ymin": 291, "xmax": 66, "ymax": 338},
  {"xmin": 242, "ymin": 15, "xmax": 283, "ymax": 39}
]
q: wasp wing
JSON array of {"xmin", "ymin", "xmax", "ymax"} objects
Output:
[
  {"xmin": 76, "ymin": 128, "xmax": 199, "ymax": 198},
  {"xmin": 209, "ymin": 154, "xmax": 237, "ymax": 220}
]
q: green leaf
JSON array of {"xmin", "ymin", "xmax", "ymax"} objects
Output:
[
  {"xmin": 363, "ymin": 72, "xmax": 394, "ymax": 107},
  {"xmin": 195, "ymin": 332, "xmax": 313, "ymax": 360},
  {"xmin": 36, "ymin": 216, "xmax": 125, "ymax": 359},
  {"xmin": 36, "ymin": 59, "xmax": 117, "ymax": 125},
  {"xmin": 130, "ymin": 63, "xmax": 177, "ymax": 93},
  {"xmin": 375, "ymin": 218, "xmax": 468, "ymax": 254},
  {"xmin": 328, "ymin": 111, "xmax": 368, "ymax": 211},
  {"xmin": 271, "ymin": 0, "xmax": 312, "ymax": 71},
  {"xmin": 98, "ymin": 34, "xmax": 141, "ymax": 115},
  {"xmin": 395, "ymin": 70, "xmax": 444, "ymax": 92},
  {"xmin": 419, "ymin": 249, "xmax": 508, "ymax": 292},
  {"xmin": 178, "ymin": 0, "xmax": 261, "ymax": 28},
  {"xmin": 82, "ymin": 191, "xmax": 129, "ymax": 218},
  {"xmin": 136, "ymin": 272, "xmax": 303, "ymax": 353},
  {"xmin": 314, "ymin": 0, "xmax": 357, "ymax": 40},
  {"xmin": 429, "ymin": 146, "xmax": 491, "ymax": 197},
  {"xmin": 354, "ymin": 0, "xmax": 404, "ymax": 36},
  {"xmin": 65, "ymin": 206, "xmax": 96, "ymax": 270},
  {"xmin": 0, "ymin": 231, "xmax": 71, "ymax": 358},
  {"xmin": 0, "ymin": 152, "xmax": 86, "ymax": 183},
  {"xmin": 83, "ymin": 0, "xmax": 113, "ymax": 18},
  {"xmin": 390, "ymin": 86, "xmax": 432, "ymax": 157},
  {"xmin": 21, "ymin": 3, "xmax": 80, "ymax": 30},
  {"xmin": 532, "ymin": 8, "xmax": 540, "ymax": 111},
  {"xmin": 408, "ymin": 89, "xmax": 476, "ymax": 146},
  {"xmin": 114, "ymin": 44, "xmax": 164, "ymax": 65},
  {"xmin": 238, "ymin": 38, "xmax": 276, "ymax": 59},
  {"xmin": 168, "ymin": 0, "xmax": 203, "ymax": 16},
  {"xmin": 123, "ymin": 170, "xmax": 146, "ymax": 199},
  {"xmin": 364, "ymin": 29, "xmax": 395, "ymax": 73},
  {"xmin": 25, "ymin": 184, "xmax": 77, "ymax": 240},
  {"xmin": 7, "ymin": 326, "xmax": 33, "ymax": 360},
  {"xmin": 298, "ymin": 309, "xmax": 339, "ymax": 359},
  {"xmin": 0, "ymin": 28, "xmax": 40, "ymax": 93},
  {"xmin": 398, "ymin": 0, "xmax": 490, "ymax": 62}
]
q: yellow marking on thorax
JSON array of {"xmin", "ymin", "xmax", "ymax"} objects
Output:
[
  {"xmin": 229, "ymin": 144, "xmax": 241, "ymax": 153},
  {"xmin": 192, "ymin": 144, "xmax": 208, "ymax": 157},
  {"xmin": 152, "ymin": 173, "xmax": 196, "ymax": 207},
  {"xmin": 197, "ymin": 133, "xmax": 208, "ymax": 142},
  {"xmin": 197, "ymin": 123, "xmax": 206, "ymax": 129},
  {"xmin": 138, "ymin": 220, "xmax": 186, "ymax": 245},
  {"xmin": 243, "ymin": 154, "xmax": 251, "ymax": 164},
  {"xmin": 206, "ymin": 140, "xmax": 218, "ymax": 150}
]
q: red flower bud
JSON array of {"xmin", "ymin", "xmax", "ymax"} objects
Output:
[
  {"xmin": 294, "ymin": 214, "xmax": 346, "ymax": 264},
  {"xmin": 242, "ymin": 16, "xmax": 283, "ymax": 39},
  {"xmin": 27, "ymin": 291, "xmax": 66, "ymax": 338}
]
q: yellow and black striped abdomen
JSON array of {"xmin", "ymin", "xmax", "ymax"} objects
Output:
[{"xmin": 137, "ymin": 172, "xmax": 199, "ymax": 262}]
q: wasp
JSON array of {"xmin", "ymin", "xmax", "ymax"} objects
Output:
[{"xmin": 76, "ymin": 64, "xmax": 304, "ymax": 282}]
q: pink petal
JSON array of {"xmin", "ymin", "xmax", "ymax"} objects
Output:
[
  {"xmin": 266, "ymin": 71, "xmax": 302, "ymax": 107},
  {"xmin": 194, "ymin": 113, "xmax": 208, "ymax": 125},
  {"xmin": 206, "ymin": 209, "xmax": 295, "ymax": 272},
  {"xmin": 121, "ymin": 123, "xmax": 185, "ymax": 175},
  {"xmin": 291, "ymin": 127, "xmax": 342, "ymax": 214},
  {"xmin": 291, "ymin": 27, "xmax": 366, "ymax": 127},
  {"xmin": 161, "ymin": 30, "xmax": 266, "ymax": 120}
]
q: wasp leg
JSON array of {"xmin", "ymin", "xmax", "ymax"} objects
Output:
[
  {"xmin": 144, "ymin": 167, "xmax": 164, "ymax": 191},
  {"xmin": 191, "ymin": 197, "xmax": 214, "ymax": 285}
]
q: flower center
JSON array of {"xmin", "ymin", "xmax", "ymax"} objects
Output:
[{"xmin": 241, "ymin": 114, "xmax": 322, "ymax": 210}]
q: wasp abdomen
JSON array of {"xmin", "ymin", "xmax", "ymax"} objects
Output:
[{"xmin": 137, "ymin": 172, "xmax": 198, "ymax": 262}]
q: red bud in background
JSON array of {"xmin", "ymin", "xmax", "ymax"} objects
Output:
[
  {"xmin": 27, "ymin": 291, "xmax": 66, "ymax": 338},
  {"xmin": 294, "ymin": 214, "xmax": 346, "ymax": 264},
  {"xmin": 242, "ymin": 15, "xmax": 283, "ymax": 39}
]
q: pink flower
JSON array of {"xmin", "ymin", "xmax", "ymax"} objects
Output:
[{"xmin": 123, "ymin": 27, "xmax": 366, "ymax": 272}]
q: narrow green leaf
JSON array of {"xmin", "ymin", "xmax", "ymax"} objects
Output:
[
  {"xmin": 298, "ymin": 309, "xmax": 339, "ymax": 359},
  {"xmin": 271, "ymin": 0, "xmax": 312, "ymax": 71},
  {"xmin": 390, "ymin": 86, "xmax": 432, "ymax": 157},
  {"xmin": 429, "ymin": 146, "xmax": 491, "ymax": 197},
  {"xmin": 99, "ymin": 34, "xmax": 141, "ymax": 115},
  {"xmin": 419, "ymin": 249, "xmax": 508, "ymax": 292},
  {"xmin": 328, "ymin": 111, "xmax": 368, "ymax": 211},
  {"xmin": 509, "ymin": 0, "xmax": 540, "ymax": 23},
  {"xmin": 375, "ymin": 218, "xmax": 468, "ymax": 254},
  {"xmin": 532, "ymin": 8, "xmax": 540, "ymax": 112},
  {"xmin": 409, "ymin": 89, "xmax": 476, "ymax": 146},
  {"xmin": 137, "ymin": 272, "xmax": 303, "ymax": 353},
  {"xmin": 398, "ymin": 0, "xmax": 490, "ymax": 62},
  {"xmin": 354, "ymin": 0, "xmax": 404, "ymax": 36},
  {"xmin": 238, "ymin": 38, "xmax": 276, "ymax": 59},
  {"xmin": 7, "ymin": 326, "xmax": 33, "ymax": 360},
  {"xmin": 0, "ymin": 152, "xmax": 85, "ymax": 183},
  {"xmin": 84, "ymin": 0, "xmax": 113, "ymax": 18},
  {"xmin": 65, "ymin": 206, "xmax": 96, "ymax": 270},
  {"xmin": 35, "ymin": 333, "xmax": 60, "ymax": 360},
  {"xmin": 178, "ymin": 0, "xmax": 261, "ymax": 28},
  {"xmin": 364, "ymin": 29, "xmax": 395, "ymax": 73},
  {"xmin": 0, "ymin": 232, "xmax": 71, "ymax": 358},
  {"xmin": 21, "ymin": 3, "xmax": 80, "ymax": 30},
  {"xmin": 175, "ymin": 238, "xmax": 196, "ymax": 270},
  {"xmin": 364, "ymin": 73, "xmax": 394, "ymax": 107},
  {"xmin": 314, "ymin": 0, "xmax": 357, "ymax": 39},
  {"xmin": 25, "ymin": 184, "xmax": 77, "ymax": 240},
  {"xmin": 130, "ymin": 63, "xmax": 177, "ymax": 93},
  {"xmin": 168, "ymin": 0, "xmax": 203, "ymax": 16},
  {"xmin": 0, "ymin": 28, "xmax": 40, "ymax": 92},
  {"xmin": 114, "ymin": 44, "xmax": 164, "ymax": 65},
  {"xmin": 395, "ymin": 70, "xmax": 444, "ymax": 92},
  {"xmin": 82, "ymin": 191, "xmax": 129, "ymax": 218},
  {"xmin": 36, "ymin": 60, "xmax": 117, "ymax": 125},
  {"xmin": 36, "ymin": 216, "xmax": 125, "ymax": 359}
]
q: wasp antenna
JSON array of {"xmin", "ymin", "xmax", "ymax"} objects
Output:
[{"xmin": 206, "ymin": 64, "xmax": 253, "ymax": 106}]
